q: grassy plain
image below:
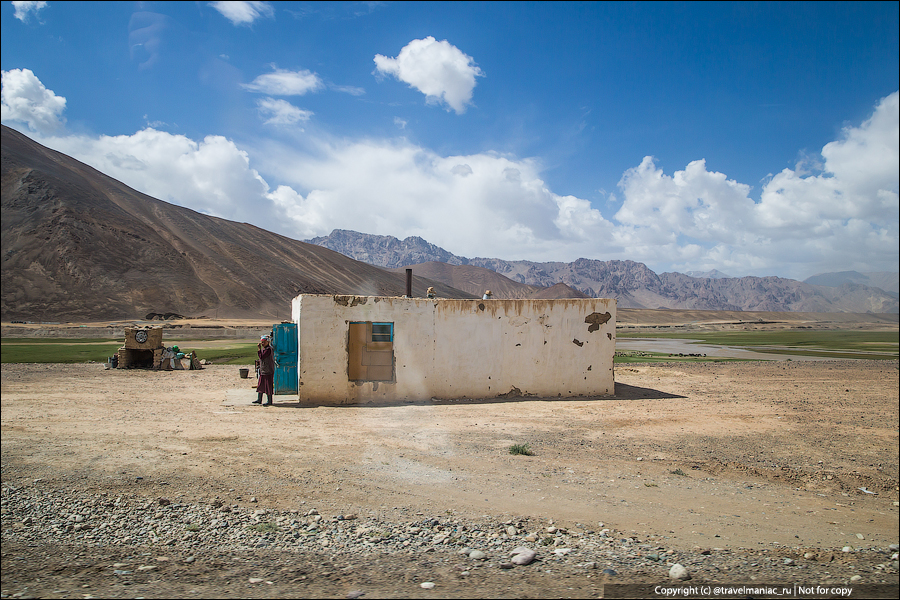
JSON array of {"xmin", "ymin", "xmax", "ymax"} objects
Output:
[
  {"xmin": 4, "ymin": 329, "xmax": 897, "ymax": 364},
  {"xmin": 0, "ymin": 338, "xmax": 258, "ymax": 365}
]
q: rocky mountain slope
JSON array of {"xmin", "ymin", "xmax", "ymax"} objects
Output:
[
  {"xmin": 4, "ymin": 126, "xmax": 894, "ymax": 320},
  {"xmin": 1, "ymin": 126, "xmax": 472, "ymax": 322},
  {"xmin": 804, "ymin": 271, "xmax": 899, "ymax": 296},
  {"xmin": 308, "ymin": 230, "xmax": 899, "ymax": 313},
  {"xmin": 388, "ymin": 261, "xmax": 588, "ymax": 300}
]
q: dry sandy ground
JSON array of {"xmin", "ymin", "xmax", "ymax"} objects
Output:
[{"xmin": 1, "ymin": 358, "xmax": 898, "ymax": 597}]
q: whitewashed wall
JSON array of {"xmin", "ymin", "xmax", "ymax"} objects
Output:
[{"xmin": 291, "ymin": 295, "xmax": 616, "ymax": 404}]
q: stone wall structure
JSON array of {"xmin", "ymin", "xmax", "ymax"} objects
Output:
[
  {"xmin": 291, "ymin": 294, "xmax": 616, "ymax": 404},
  {"xmin": 117, "ymin": 327, "xmax": 164, "ymax": 368}
]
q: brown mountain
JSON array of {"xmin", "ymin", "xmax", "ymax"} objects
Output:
[
  {"xmin": 1, "ymin": 125, "xmax": 472, "ymax": 322},
  {"xmin": 310, "ymin": 230, "xmax": 898, "ymax": 313},
  {"xmin": 390, "ymin": 261, "xmax": 588, "ymax": 299}
]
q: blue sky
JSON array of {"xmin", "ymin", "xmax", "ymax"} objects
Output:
[{"xmin": 2, "ymin": 1, "xmax": 898, "ymax": 280}]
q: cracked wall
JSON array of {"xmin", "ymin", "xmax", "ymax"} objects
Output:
[{"xmin": 292, "ymin": 295, "xmax": 616, "ymax": 404}]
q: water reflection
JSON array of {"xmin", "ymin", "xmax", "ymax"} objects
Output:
[{"xmin": 615, "ymin": 338, "xmax": 820, "ymax": 361}]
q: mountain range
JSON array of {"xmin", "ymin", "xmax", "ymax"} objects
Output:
[
  {"xmin": 308, "ymin": 230, "xmax": 899, "ymax": 313},
  {"xmin": 1, "ymin": 125, "xmax": 472, "ymax": 322},
  {"xmin": 2, "ymin": 124, "xmax": 896, "ymax": 321}
]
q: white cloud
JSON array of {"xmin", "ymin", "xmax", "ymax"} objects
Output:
[
  {"xmin": 8, "ymin": 71, "xmax": 896, "ymax": 279},
  {"xmin": 1, "ymin": 68, "xmax": 66, "ymax": 133},
  {"xmin": 37, "ymin": 128, "xmax": 277, "ymax": 227},
  {"xmin": 242, "ymin": 67, "xmax": 323, "ymax": 96},
  {"xmin": 613, "ymin": 91, "xmax": 899, "ymax": 277},
  {"xmin": 256, "ymin": 98, "xmax": 313, "ymax": 126},
  {"xmin": 329, "ymin": 84, "xmax": 366, "ymax": 96},
  {"xmin": 256, "ymin": 138, "xmax": 614, "ymax": 259},
  {"xmin": 209, "ymin": 1, "xmax": 274, "ymax": 26},
  {"xmin": 374, "ymin": 37, "xmax": 483, "ymax": 114},
  {"xmin": 12, "ymin": 1, "xmax": 47, "ymax": 22}
]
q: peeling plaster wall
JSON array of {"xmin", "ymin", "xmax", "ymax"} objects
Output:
[{"xmin": 291, "ymin": 295, "xmax": 615, "ymax": 404}]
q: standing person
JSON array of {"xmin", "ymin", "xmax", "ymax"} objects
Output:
[
  {"xmin": 426, "ymin": 286, "xmax": 436, "ymax": 299},
  {"xmin": 253, "ymin": 335, "xmax": 275, "ymax": 406},
  {"xmin": 483, "ymin": 290, "xmax": 493, "ymax": 300}
]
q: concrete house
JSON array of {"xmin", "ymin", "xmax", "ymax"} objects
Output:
[{"xmin": 291, "ymin": 294, "xmax": 616, "ymax": 404}]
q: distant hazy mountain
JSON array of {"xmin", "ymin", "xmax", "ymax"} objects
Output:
[
  {"xmin": 684, "ymin": 269, "xmax": 732, "ymax": 279},
  {"xmin": 1, "ymin": 126, "xmax": 473, "ymax": 322},
  {"xmin": 804, "ymin": 271, "xmax": 899, "ymax": 295},
  {"xmin": 308, "ymin": 229, "xmax": 899, "ymax": 313},
  {"xmin": 307, "ymin": 229, "xmax": 467, "ymax": 269},
  {"xmin": 388, "ymin": 261, "xmax": 588, "ymax": 300}
]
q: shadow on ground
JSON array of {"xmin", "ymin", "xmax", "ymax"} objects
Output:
[{"xmin": 226, "ymin": 382, "xmax": 685, "ymax": 408}]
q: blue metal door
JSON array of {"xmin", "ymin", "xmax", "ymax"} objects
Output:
[{"xmin": 271, "ymin": 323, "xmax": 298, "ymax": 394}]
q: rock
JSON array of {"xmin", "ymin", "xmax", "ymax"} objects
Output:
[
  {"xmin": 602, "ymin": 568, "xmax": 618, "ymax": 576},
  {"xmin": 783, "ymin": 558, "xmax": 795, "ymax": 565},
  {"xmin": 248, "ymin": 577, "xmax": 264, "ymax": 584},
  {"xmin": 849, "ymin": 575, "xmax": 862, "ymax": 582},
  {"xmin": 346, "ymin": 592, "xmax": 365, "ymax": 599},
  {"xmin": 249, "ymin": 497, "xmax": 258, "ymax": 503},
  {"xmin": 420, "ymin": 582, "xmax": 435, "ymax": 589},
  {"xmin": 499, "ymin": 562, "xmax": 515, "ymax": 569},
  {"xmin": 468, "ymin": 549, "xmax": 486, "ymax": 560},
  {"xmin": 842, "ymin": 546, "xmax": 853, "ymax": 553},
  {"xmin": 669, "ymin": 563, "xmax": 691, "ymax": 581},
  {"xmin": 510, "ymin": 547, "xmax": 537, "ymax": 565}
]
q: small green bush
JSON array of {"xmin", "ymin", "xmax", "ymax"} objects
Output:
[
  {"xmin": 247, "ymin": 522, "xmax": 278, "ymax": 533},
  {"xmin": 509, "ymin": 443, "xmax": 534, "ymax": 456}
]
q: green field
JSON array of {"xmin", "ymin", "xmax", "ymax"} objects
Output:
[
  {"xmin": 3, "ymin": 329, "xmax": 897, "ymax": 364},
  {"xmin": 614, "ymin": 351, "xmax": 747, "ymax": 364},
  {"xmin": 616, "ymin": 329, "xmax": 899, "ymax": 360},
  {"xmin": 0, "ymin": 339, "xmax": 258, "ymax": 365}
]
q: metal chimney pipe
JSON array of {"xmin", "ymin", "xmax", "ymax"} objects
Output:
[{"xmin": 405, "ymin": 268, "xmax": 413, "ymax": 297}]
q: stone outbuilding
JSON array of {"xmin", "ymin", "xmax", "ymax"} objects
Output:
[
  {"xmin": 291, "ymin": 294, "xmax": 616, "ymax": 404},
  {"xmin": 117, "ymin": 326, "xmax": 164, "ymax": 368}
]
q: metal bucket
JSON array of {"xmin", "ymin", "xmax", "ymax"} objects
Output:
[{"xmin": 239, "ymin": 368, "xmax": 249, "ymax": 379}]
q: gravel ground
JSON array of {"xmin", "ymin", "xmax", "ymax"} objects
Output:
[
  {"xmin": 2, "ymin": 482, "xmax": 898, "ymax": 599},
  {"xmin": 2, "ymin": 359, "xmax": 898, "ymax": 598}
]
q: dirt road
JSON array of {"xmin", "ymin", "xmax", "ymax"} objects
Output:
[{"xmin": 2, "ymin": 360, "xmax": 898, "ymax": 598}]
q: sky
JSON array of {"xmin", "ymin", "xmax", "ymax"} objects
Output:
[{"xmin": 2, "ymin": 1, "xmax": 898, "ymax": 281}]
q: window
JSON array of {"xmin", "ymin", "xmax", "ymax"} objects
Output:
[
  {"xmin": 371, "ymin": 322, "xmax": 393, "ymax": 342},
  {"xmin": 348, "ymin": 322, "xmax": 394, "ymax": 381}
]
